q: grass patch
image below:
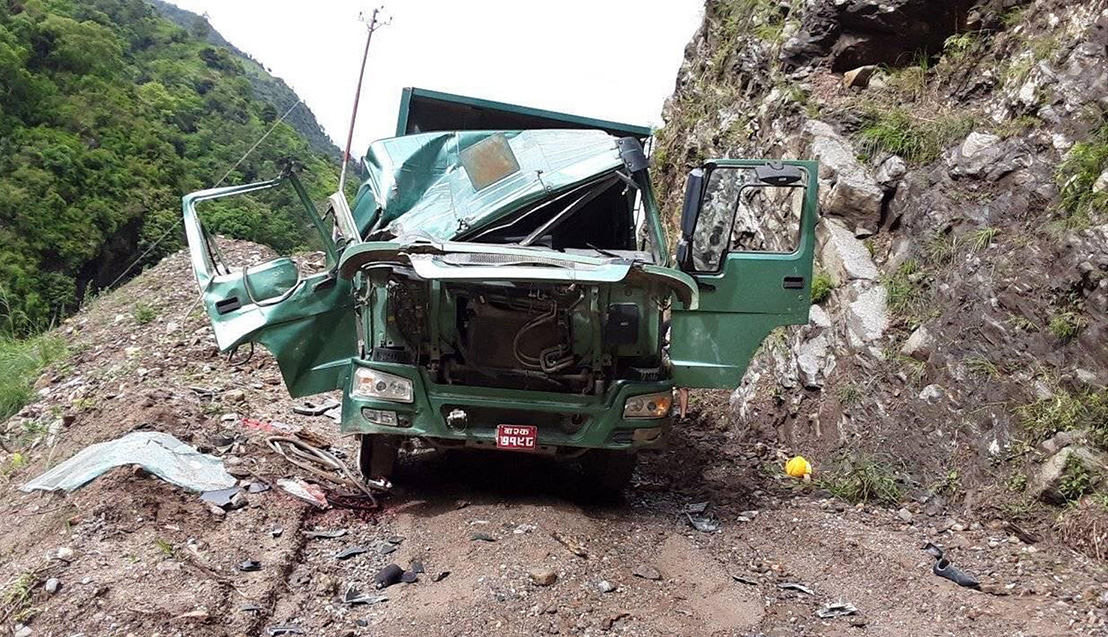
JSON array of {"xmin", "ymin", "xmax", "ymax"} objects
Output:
[
  {"xmin": 836, "ymin": 382, "xmax": 862, "ymax": 405},
  {"xmin": 884, "ymin": 260, "xmax": 933, "ymax": 328},
  {"xmin": 154, "ymin": 538, "xmax": 175, "ymax": 558},
  {"xmin": 819, "ymin": 455, "xmax": 903, "ymax": 505},
  {"xmin": 856, "ymin": 109, "xmax": 976, "ymax": 165},
  {"xmin": 1056, "ymin": 120, "xmax": 1108, "ymax": 228},
  {"xmin": 0, "ymin": 332, "xmax": 68, "ymax": 422},
  {"xmin": 1006, "ymin": 472, "xmax": 1028, "ymax": 493},
  {"xmin": 1, "ymin": 571, "xmax": 38, "ymax": 624},
  {"xmin": 1059, "ymin": 453, "xmax": 1095, "ymax": 504},
  {"xmin": 1016, "ymin": 386, "xmax": 1108, "ymax": 444},
  {"xmin": 810, "ymin": 270, "xmax": 836, "ymax": 304},
  {"xmin": 943, "ymin": 32, "xmax": 983, "ymax": 62},
  {"xmin": 1048, "ymin": 310, "xmax": 1086, "ymax": 341},
  {"xmin": 132, "ymin": 302, "xmax": 157, "ymax": 325},
  {"xmin": 965, "ymin": 355, "xmax": 1001, "ymax": 378},
  {"xmin": 970, "ymin": 227, "xmax": 998, "ymax": 252}
]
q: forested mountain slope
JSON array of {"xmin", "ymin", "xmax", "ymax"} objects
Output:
[
  {"xmin": 147, "ymin": 0, "xmax": 340, "ymax": 161},
  {"xmin": 0, "ymin": 0, "xmax": 340, "ymax": 332}
]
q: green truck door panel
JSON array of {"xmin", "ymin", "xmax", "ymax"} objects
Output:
[
  {"xmin": 669, "ymin": 160, "xmax": 819, "ymax": 389},
  {"xmin": 182, "ymin": 174, "xmax": 359, "ymax": 397}
]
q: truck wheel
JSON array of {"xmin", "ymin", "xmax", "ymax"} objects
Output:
[
  {"xmin": 357, "ymin": 434, "xmax": 399, "ymax": 482},
  {"xmin": 582, "ymin": 450, "xmax": 636, "ymax": 496}
]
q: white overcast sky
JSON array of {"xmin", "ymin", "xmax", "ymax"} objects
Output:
[{"xmin": 166, "ymin": 0, "xmax": 704, "ymax": 155}]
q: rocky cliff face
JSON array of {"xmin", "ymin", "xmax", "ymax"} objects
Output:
[{"xmin": 656, "ymin": 0, "xmax": 1108, "ymax": 543}]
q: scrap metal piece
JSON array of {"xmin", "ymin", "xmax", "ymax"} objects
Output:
[
  {"xmin": 266, "ymin": 626, "xmax": 304, "ymax": 636},
  {"xmin": 685, "ymin": 512, "xmax": 720, "ymax": 533},
  {"xmin": 21, "ymin": 431, "xmax": 236, "ymax": 493},
  {"xmin": 343, "ymin": 584, "xmax": 389, "ymax": 605},
  {"xmin": 334, "ymin": 546, "xmax": 369, "ymax": 561},
  {"xmin": 293, "ymin": 399, "xmax": 341, "ymax": 417},
  {"xmin": 201, "ymin": 487, "xmax": 246, "ymax": 510},
  {"xmin": 431, "ymin": 571, "xmax": 450, "ymax": 582},
  {"xmin": 237, "ymin": 560, "xmax": 262, "ymax": 572},
  {"xmin": 302, "ymin": 529, "xmax": 347, "ymax": 539},
  {"xmin": 816, "ymin": 602, "xmax": 858, "ymax": 619},
  {"xmin": 778, "ymin": 582, "xmax": 814, "ymax": 595}
]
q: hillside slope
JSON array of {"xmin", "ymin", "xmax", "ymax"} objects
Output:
[
  {"xmin": 655, "ymin": 0, "xmax": 1108, "ymax": 552},
  {"xmin": 147, "ymin": 0, "xmax": 341, "ymax": 161},
  {"xmin": 0, "ymin": 0, "xmax": 339, "ymax": 331},
  {"xmin": 2, "ymin": 239, "xmax": 1103, "ymax": 637}
]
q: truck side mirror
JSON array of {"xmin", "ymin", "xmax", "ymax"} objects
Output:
[{"xmin": 675, "ymin": 168, "xmax": 705, "ymax": 268}]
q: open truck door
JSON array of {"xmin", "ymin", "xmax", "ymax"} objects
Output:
[
  {"xmin": 668, "ymin": 160, "xmax": 818, "ymax": 389},
  {"xmin": 182, "ymin": 167, "xmax": 360, "ymax": 397}
]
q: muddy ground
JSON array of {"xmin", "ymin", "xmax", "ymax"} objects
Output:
[{"xmin": 2, "ymin": 245, "xmax": 1106, "ymax": 636}]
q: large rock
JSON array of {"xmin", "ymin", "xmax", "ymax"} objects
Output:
[
  {"xmin": 846, "ymin": 286, "xmax": 888, "ymax": 349},
  {"xmin": 899, "ymin": 326, "xmax": 934, "ymax": 361},
  {"xmin": 818, "ymin": 218, "xmax": 879, "ymax": 282},
  {"xmin": 781, "ymin": 0, "xmax": 978, "ymax": 72},
  {"xmin": 805, "ymin": 120, "xmax": 884, "ymax": 229},
  {"xmin": 1031, "ymin": 446, "xmax": 1107, "ymax": 504},
  {"xmin": 948, "ymin": 132, "xmax": 1026, "ymax": 181},
  {"xmin": 797, "ymin": 333, "xmax": 833, "ymax": 389},
  {"xmin": 875, "ymin": 155, "xmax": 907, "ymax": 192}
]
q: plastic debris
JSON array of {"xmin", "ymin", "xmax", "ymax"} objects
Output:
[
  {"xmin": 277, "ymin": 478, "xmax": 328, "ymax": 508},
  {"xmin": 785, "ymin": 456, "xmax": 812, "ymax": 478},
  {"xmin": 685, "ymin": 512, "xmax": 720, "ymax": 533},
  {"xmin": 778, "ymin": 582, "xmax": 814, "ymax": 595},
  {"xmin": 293, "ymin": 399, "xmax": 340, "ymax": 417},
  {"xmin": 731, "ymin": 574, "xmax": 759, "ymax": 586},
  {"xmin": 377, "ymin": 542, "xmax": 398, "ymax": 556},
  {"xmin": 550, "ymin": 531, "xmax": 587, "ymax": 557},
  {"xmin": 923, "ymin": 542, "xmax": 980, "ymax": 589},
  {"xmin": 266, "ymin": 626, "xmax": 304, "ymax": 636},
  {"xmin": 247, "ymin": 481, "xmax": 271, "ymax": 493},
  {"xmin": 431, "ymin": 570, "xmax": 451, "ymax": 582},
  {"xmin": 684, "ymin": 501, "xmax": 709, "ymax": 514},
  {"xmin": 343, "ymin": 584, "xmax": 388, "ymax": 605},
  {"xmin": 375, "ymin": 564, "xmax": 404, "ymax": 589},
  {"xmin": 816, "ymin": 602, "xmax": 858, "ymax": 619},
  {"xmin": 470, "ymin": 532, "xmax": 496, "ymax": 542},
  {"xmin": 335, "ymin": 546, "xmax": 369, "ymax": 561},
  {"xmin": 21, "ymin": 431, "xmax": 236, "ymax": 493}
]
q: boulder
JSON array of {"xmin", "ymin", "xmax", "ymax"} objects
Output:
[
  {"xmin": 781, "ymin": 0, "xmax": 977, "ymax": 72},
  {"xmin": 1038, "ymin": 430, "xmax": 1090, "ymax": 456},
  {"xmin": 875, "ymin": 155, "xmax": 907, "ymax": 192},
  {"xmin": 899, "ymin": 326, "xmax": 934, "ymax": 361},
  {"xmin": 846, "ymin": 286, "xmax": 888, "ymax": 349},
  {"xmin": 819, "ymin": 218, "xmax": 879, "ymax": 282},
  {"xmin": 948, "ymin": 132, "xmax": 1025, "ymax": 181},
  {"xmin": 797, "ymin": 333, "xmax": 833, "ymax": 389},
  {"xmin": 1031, "ymin": 446, "xmax": 1107, "ymax": 504},
  {"xmin": 1094, "ymin": 170, "xmax": 1108, "ymax": 194},
  {"xmin": 843, "ymin": 65, "xmax": 877, "ymax": 89},
  {"xmin": 805, "ymin": 121, "xmax": 884, "ymax": 229}
]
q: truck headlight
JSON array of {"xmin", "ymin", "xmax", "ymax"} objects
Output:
[
  {"xmin": 351, "ymin": 367, "xmax": 413, "ymax": 403},
  {"xmin": 623, "ymin": 391, "xmax": 673, "ymax": 419}
]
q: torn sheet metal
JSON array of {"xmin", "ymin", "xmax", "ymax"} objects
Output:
[
  {"xmin": 360, "ymin": 129, "xmax": 623, "ymax": 240},
  {"xmin": 21, "ymin": 431, "xmax": 236, "ymax": 493}
]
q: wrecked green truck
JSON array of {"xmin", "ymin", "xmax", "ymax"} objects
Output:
[{"xmin": 183, "ymin": 88, "xmax": 817, "ymax": 490}]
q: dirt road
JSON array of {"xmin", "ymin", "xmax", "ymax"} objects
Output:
[{"xmin": 2, "ymin": 247, "xmax": 1105, "ymax": 636}]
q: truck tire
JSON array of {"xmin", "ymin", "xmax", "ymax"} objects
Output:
[
  {"xmin": 582, "ymin": 450, "xmax": 636, "ymax": 496},
  {"xmin": 357, "ymin": 434, "xmax": 399, "ymax": 482}
]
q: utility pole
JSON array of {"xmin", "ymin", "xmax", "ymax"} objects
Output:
[{"xmin": 339, "ymin": 6, "xmax": 389, "ymax": 194}]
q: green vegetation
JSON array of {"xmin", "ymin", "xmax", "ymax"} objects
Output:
[
  {"xmin": 965, "ymin": 355, "xmax": 1001, "ymax": 378},
  {"xmin": 856, "ymin": 109, "xmax": 976, "ymax": 165},
  {"xmin": 0, "ymin": 332, "xmax": 67, "ymax": 422},
  {"xmin": 1056, "ymin": 119, "xmax": 1108, "ymax": 229},
  {"xmin": 1059, "ymin": 453, "xmax": 1095, "ymax": 504},
  {"xmin": 132, "ymin": 302, "xmax": 157, "ymax": 325},
  {"xmin": 884, "ymin": 259, "xmax": 933, "ymax": 328},
  {"xmin": 819, "ymin": 455, "xmax": 903, "ymax": 505},
  {"xmin": 835, "ymin": 382, "xmax": 862, "ymax": 406},
  {"xmin": 970, "ymin": 227, "xmax": 998, "ymax": 252},
  {"xmin": 154, "ymin": 538, "xmax": 175, "ymax": 558},
  {"xmin": 0, "ymin": 571, "xmax": 37, "ymax": 624},
  {"xmin": 942, "ymin": 32, "xmax": 982, "ymax": 62},
  {"xmin": 1017, "ymin": 386, "xmax": 1108, "ymax": 445},
  {"xmin": 1048, "ymin": 310, "xmax": 1086, "ymax": 341},
  {"xmin": 1006, "ymin": 472, "xmax": 1028, "ymax": 493},
  {"xmin": 0, "ymin": 0, "xmax": 339, "ymax": 332},
  {"xmin": 810, "ymin": 270, "xmax": 836, "ymax": 304}
]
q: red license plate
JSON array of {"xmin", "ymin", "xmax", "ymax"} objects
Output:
[{"xmin": 496, "ymin": 424, "xmax": 537, "ymax": 450}]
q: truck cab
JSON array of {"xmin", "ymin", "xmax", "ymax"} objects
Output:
[{"xmin": 182, "ymin": 88, "xmax": 818, "ymax": 492}]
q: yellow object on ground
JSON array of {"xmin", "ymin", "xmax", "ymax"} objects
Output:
[{"xmin": 785, "ymin": 456, "xmax": 812, "ymax": 478}]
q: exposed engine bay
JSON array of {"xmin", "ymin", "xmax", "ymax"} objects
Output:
[{"xmin": 383, "ymin": 274, "xmax": 665, "ymax": 395}]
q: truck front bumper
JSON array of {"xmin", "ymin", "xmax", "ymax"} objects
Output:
[{"xmin": 339, "ymin": 360, "xmax": 671, "ymax": 452}]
